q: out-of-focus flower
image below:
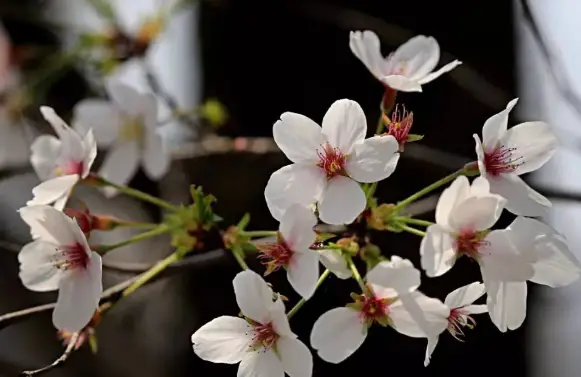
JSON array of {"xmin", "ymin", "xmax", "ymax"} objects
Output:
[
  {"xmin": 18, "ymin": 205, "xmax": 102, "ymax": 331},
  {"xmin": 473, "ymin": 98, "xmax": 557, "ymax": 216},
  {"xmin": 73, "ymin": 81, "xmax": 170, "ymax": 197},
  {"xmin": 265, "ymin": 99, "xmax": 399, "ymax": 225},
  {"xmin": 29, "ymin": 107, "xmax": 96, "ymax": 210},
  {"xmin": 191, "ymin": 269, "xmax": 313, "ymax": 377},
  {"xmin": 350, "ymin": 30, "xmax": 461, "ymax": 92}
]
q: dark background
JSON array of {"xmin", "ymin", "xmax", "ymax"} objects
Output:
[{"xmin": 0, "ymin": 0, "xmax": 526, "ymax": 376}]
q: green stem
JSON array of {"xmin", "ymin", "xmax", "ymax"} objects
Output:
[
  {"xmin": 400, "ymin": 224, "xmax": 427, "ymax": 237},
  {"xmin": 91, "ymin": 175, "xmax": 179, "ymax": 212},
  {"xmin": 121, "ymin": 248, "xmax": 188, "ymax": 297},
  {"xmin": 287, "ymin": 269, "xmax": 331, "ymax": 319},
  {"xmin": 392, "ymin": 169, "xmax": 464, "ymax": 212},
  {"xmin": 346, "ymin": 255, "xmax": 368, "ymax": 294},
  {"xmin": 375, "ymin": 113, "xmax": 385, "ymax": 134},
  {"xmin": 95, "ymin": 225, "xmax": 170, "ymax": 254},
  {"xmin": 239, "ymin": 230, "xmax": 277, "ymax": 238},
  {"xmin": 395, "ymin": 217, "xmax": 434, "ymax": 227},
  {"xmin": 114, "ymin": 221, "xmax": 159, "ymax": 229},
  {"xmin": 230, "ymin": 245, "xmax": 249, "ymax": 270}
]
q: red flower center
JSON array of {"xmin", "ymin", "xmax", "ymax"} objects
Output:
[
  {"xmin": 59, "ymin": 243, "xmax": 90, "ymax": 270},
  {"xmin": 317, "ymin": 142, "xmax": 346, "ymax": 179},
  {"xmin": 250, "ymin": 322, "xmax": 279, "ymax": 350},
  {"xmin": 359, "ymin": 294, "xmax": 390, "ymax": 321},
  {"xmin": 257, "ymin": 235, "xmax": 294, "ymax": 275},
  {"xmin": 56, "ymin": 160, "xmax": 84, "ymax": 176},
  {"xmin": 455, "ymin": 230, "xmax": 489, "ymax": 260},
  {"xmin": 483, "ymin": 145, "xmax": 523, "ymax": 176},
  {"xmin": 385, "ymin": 105, "xmax": 413, "ymax": 151},
  {"xmin": 447, "ymin": 308, "xmax": 476, "ymax": 341}
]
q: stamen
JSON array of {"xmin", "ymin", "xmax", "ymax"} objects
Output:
[
  {"xmin": 248, "ymin": 322, "xmax": 279, "ymax": 351},
  {"xmin": 447, "ymin": 308, "xmax": 477, "ymax": 341},
  {"xmin": 316, "ymin": 143, "xmax": 346, "ymax": 179},
  {"xmin": 384, "ymin": 104, "xmax": 413, "ymax": 151},
  {"xmin": 257, "ymin": 235, "xmax": 294, "ymax": 275},
  {"xmin": 455, "ymin": 230, "xmax": 489, "ymax": 260},
  {"xmin": 54, "ymin": 243, "xmax": 90, "ymax": 271},
  {"xmin": 483, "ymin": 145, "xmax": 524, "ymax": 176}
]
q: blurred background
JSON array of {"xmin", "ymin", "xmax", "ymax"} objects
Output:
[{"xmin": 0, "ymin": 0, "xmax": 578, "ymax": 376}]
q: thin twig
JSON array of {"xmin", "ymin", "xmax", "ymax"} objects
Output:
[{"xmin": 19, "ymin": 332, "xmax": 79, "ymax": 377}]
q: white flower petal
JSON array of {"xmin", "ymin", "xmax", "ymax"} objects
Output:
[
  {"xmin": 238, "ymin": 349, "xmax": 284, "ymax": 377},
  {"xmin": 288, "ymin": 251, "xmax": 320, "ymax": 299},
  {"xmin": 310, "ymin": 307, "xmax": 366, "ymax": 364},
  {"xmin": 321, "ymin": 99, "xmax": 366, "ymax": 153},
  {"xmin": 318, "ymin": 176, "xmax": 366, "ymax": 225},
  {"xmin": 367, "ymin": 256, "xmax": 420, "ymax": 294},
  {"xmin": 349, "ymin": 30, "xmax": 384, "ymax": 77},
  {"xmin": 19, "ymin": 205, "xmax": 76, "ymax": 244},
  {"xmin": 480, "ymin": 230, "xmax": 535, "ymax": 281},
  {"xmin": 99, "ymin": 141, "xmax": 140, "ymax": 198},
  {"xmin": 318, "ymin": 249, "xmax": 352, "ymax": 279},
  {"xmin": 345, "ymin": 135, "xmax": 400, "ymax": 183},
  {"xmin": 488, "ymin": 174, "xmax": 551, "ymax": 217},
  {"xmin": 473, "ymin": 134, "xmax": 487, "ymax": 175},
  {"xmin": 30, "ymin": 135, "xmax": 61, "ymax": 181},
  {"xmin": 40, "ymin": 106, "xmax": 72, "ymax": 139},
  {"xmin": 448, "ymin": 196, "xmax": 505, "ymax": 232},
  {"xmin": 269, "ymin": 299, "xmax": 294, "ymax": 338},
  {"xmin": 389, "ymin": 291, "xmax": 449, "ymax": 338},
  {"xmin": 464, "ymin": 304, "xmax": 488, "ymax": 314},
  {"xmin": 233, "ymin": 270, "xmax": 274, "ymax": 324},
  {"xmin": 481, "ymin": 98, "xmax": 518, "ymax": 149},
  {"xmin": 265, "ymin": 164, "xmax": 326, "ymax": 222},
  {"xmin": 444, "ymin": 282, "xmax": 486, "ymax": 309},
  {"xmin": 28, "ymin": 175, "xmax": 78, "ymax": 207},
  {"xmin": 500, "ymin": 121, "xmax": 558, "ymax": 175},
  {"xmin": 106, "ymin": 81, "xmax": 148, "ymax": 117},
  {"xmin": 277, "ymin": 336, "xmax": 313, "ymax": 377},
  {"xmin": 279, "ymin": 204, "xmax": 317, "ymax": 251},
  {"xmin": 417, "ymin": 60, "xmax": 462, "ymax": 84},
  {"xmin": 41, "ymin": 108, "xmax": 86, "ymax": 162},
  {"xmin": 380, "ymin": 75, "xmax": 423, "ymax": 92},
  {"xmin": 191, "ymin": 316, "xmax": 252, "ymax": 364},
  {"xmin": 508, "ymin": 217, "xmax": 581, "ymax": 287},
  {"xmin": 142, "ymin": 129, "xmax": 170, "ymax": 180},
  {"xmin": 420, "ymin": 224, "xmax": 457, "ymax": 277},
  {"xmin": 273, "ymin": 113, "xmax": 325, "ymax": 164},
  {"xmin": 390, "ymin": 35, "xmax": 440, "ymax": 80},
  {"xmin": 73, "ymin": 99, "xmax": 122, "ymax": 146},
  {"xmin": 424, "ymin": 335, "xmax": 440, "ymax": 367},
  {"xmin": 18, "ymin": 240, "xmax": 63, "ymax": 292},
  {"xmin": 470, "ymin": 176, "xmax": 492, "ymax": 196},
  {"xmin": 435, "ymin": 175, "xmax": 470, "ymax": 227},
  {"xmin": 485, "ymin": 279, "xmax": 527, "ymax": 332},
  {"xmin": 82, "ymin": 129, "xmax": 97, "ymax": 178},
  {"xmin": 52, "ymin": 252, "xmax": 102, "ymax": 332}
]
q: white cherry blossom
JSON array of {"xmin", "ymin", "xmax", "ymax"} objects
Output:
[
  {"xmin": 310, "ymin": 257, "xmax": 449, "ymax": 363},
  {"xmin": 424, "ymin": 282, "xmax": 487, "ymax": 366},
  {"xmin": 18, "ymin": 205, "xmax": 102, "ymax": 331},
  {"xmin": 349, "ymin": 30, "xmax": 461, "ymax": 92},
  {"xmin": 484, "ymin": 216, "xmax": 581, "ymax": 332},
  {"xmin": 265, "ymin": 99, "xmax": 399, "ymax": 225},
  {"xmin": 28, "ymin": 107, "xmax": 97, "ymax": 211},
  {"xmin": 473, "ymin": 98, "xmax": 557, "ymax": 216},
  {"xmin": 73, "ymin": 81, "xmax": 170, "ymax": 197},
  {"xmin": 191, "ymin": 269, "xmax": 312, "ymax": 377},
  {"xmin": 318, "ymin": 249, "xmax": 352, "ymax": 279},
  {"xmin": 259, "ymin": 204, "xmax": 320, "ymax": 299}
]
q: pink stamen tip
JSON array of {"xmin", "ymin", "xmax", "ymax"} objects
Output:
[
  {"xmin": 250, "ymin": 322, "xmax": 279, "ymax": 350},
  {"xmin": 387, "ymin": 105, "xmax": 413, "ymax": 147},
  {"xmin": 316, "ymin": 142, "xmax": 346, "ymax": 179},
  {"xmin": 455, "ymin": 230, "xmax": 489, "ymax": 260},
  {"xmin": 447, "ymin": 308, "xmax": 477, "ymax": 341},
  {"xmin": 257, "ymin": 239, "xmax": 294, "ymax": 273},
  {"xmin": 483, "ymin": 145, "xmax": 524, "ymax": 176}
]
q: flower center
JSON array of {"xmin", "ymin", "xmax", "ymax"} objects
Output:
[
  {"xmin": 119, "ymin": 116, "xmax": 145, "ymax": 143},
  {"xmin": 257, "ymin": 234, "xmax": 294, "ymax": 275},
  {"xmin": 447, "ymin": 308, "xmax": 476, "ymax": 341},
  {"xmin": 454, "ymin": 230, "xmax": 489, "ymax": 260},
  {"xmin": 55, "ymin": 161, "xmax": 84, "ymax": 177},
  {"xmin": 483, "ymin": 145, "xmax": 523, "ymax": 176},
  {"xmin": 316, "ymin": 142, "xmax": 346, "ymax": 179},
  {"xmin": 250, "ymin": 322, "xmax": 279, "ymax": 351},
  {"xmin": 359, "ymin": 294, "xmax": 390, "ymax": 322},
  {"xmin": 384, "ymin": 105, "xmax": 413, "ymax": 151},
  {"xmin": 55, "ymin": 243, "xmax": 90, "ymax": 271}
]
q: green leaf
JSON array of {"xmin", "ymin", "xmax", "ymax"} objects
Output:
[{"xmin": 406, "ymin": 134, "xmax": 424, "ymax": 143}]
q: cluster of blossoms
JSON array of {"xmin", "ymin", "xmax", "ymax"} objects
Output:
[
  {"xmin": 190, "ymin": 30, "xmax": 581, "ymax": 376},
  {"xmin": 8, "ymin": 26, "xmax": 580, "ymax": 377}
]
